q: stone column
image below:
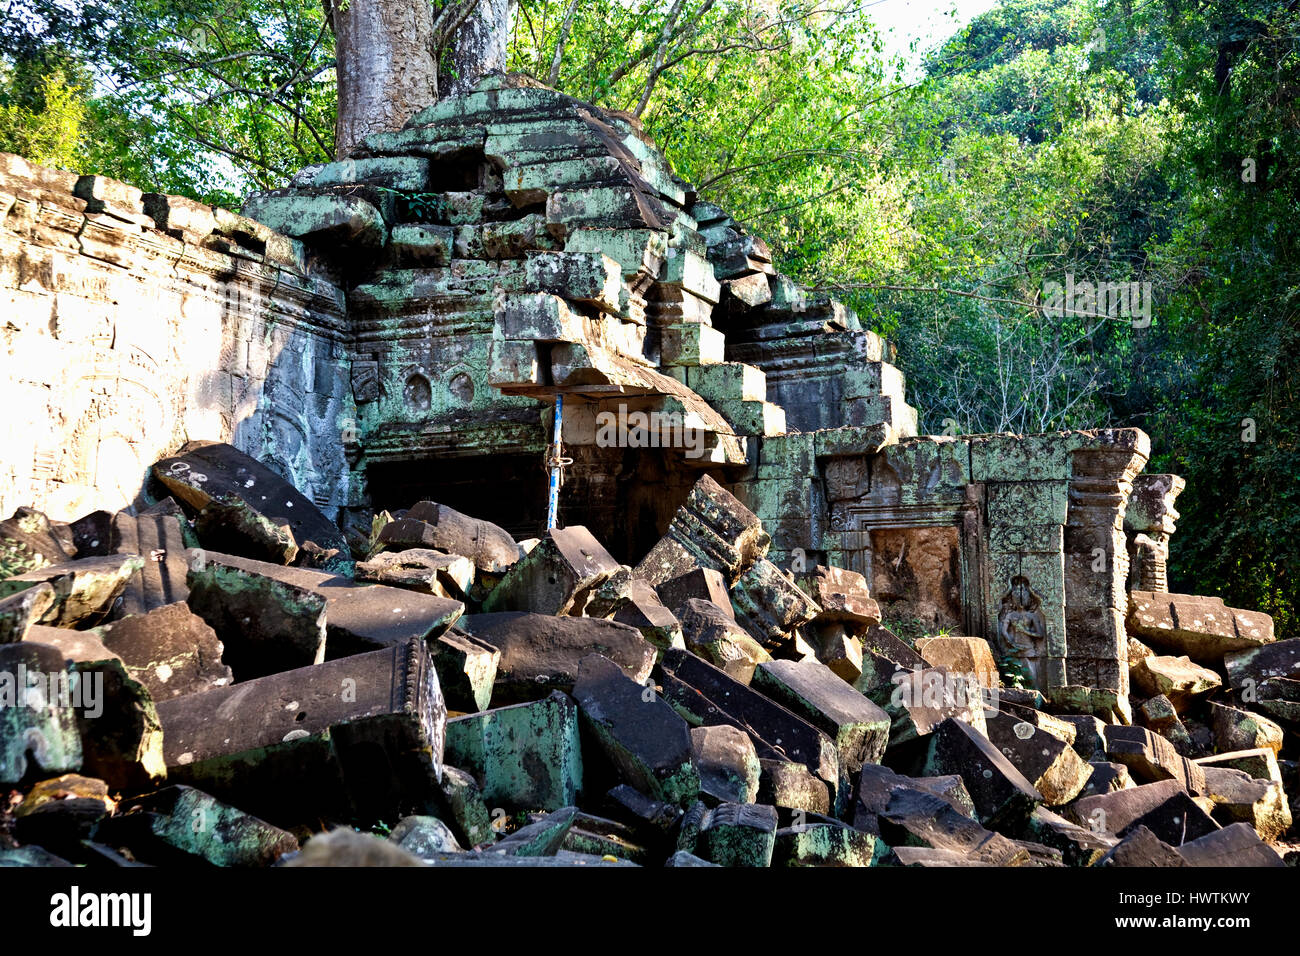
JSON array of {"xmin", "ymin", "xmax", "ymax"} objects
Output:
[
  {"xmin": 1063, "ymin": 429, "xmax": 1150, "ymax": 717},
  {"xmin": 1124, "ymin": 473, "xmax": 1186, "ymax": 593}
]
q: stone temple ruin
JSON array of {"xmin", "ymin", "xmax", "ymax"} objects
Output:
[{"xmin": 0, "ymin": 74, "xmax": 1296, "ymax": 867}]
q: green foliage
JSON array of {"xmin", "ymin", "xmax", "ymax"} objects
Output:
[
  {"xmin": 0, "ymin": 63, "xmax": 87, "ymax": 168},
  {"xmin": 880, "ymin": 614, "xmax": 954, "ymax": 647},
  {"xmin": 997, "ymin": 654, "xmax": 1031, "ymax": 689},
  {"xmin": 2, "ymin": 0, "xmax": 335, "ymax": 203},
  {"xmin": 1134, "ymin": 0, "xmax": 1300, "ymax": 635},
  {"xmin": 397, "ymin": 191, "xmax": 448, "ymax": 224}
]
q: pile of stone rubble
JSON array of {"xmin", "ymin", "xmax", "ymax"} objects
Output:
[{"xmin": 1, "ymin": 440, "xmax": 1295, "ymax": 867}]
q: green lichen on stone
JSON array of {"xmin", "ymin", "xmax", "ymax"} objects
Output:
[{"xmin": 444, "ymin": 692, "xmax": 583, "ymax": 811}]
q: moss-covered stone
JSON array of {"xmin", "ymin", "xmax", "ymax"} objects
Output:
[{"xmin": 444, "ymin": 691, "xmax": 583, "ymax": 811}]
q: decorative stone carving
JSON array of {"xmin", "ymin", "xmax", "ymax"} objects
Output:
[
  {"xmin": 1124, "ymin": 474, "xmax": 1185, "ymax": 593},
  {"xmin": 404, "ymin": 372, "xmax": 433, "ymax": 411},
  {"xmin": 998, "ymin": 575, "xmax": 1048, "ymax": 688}
]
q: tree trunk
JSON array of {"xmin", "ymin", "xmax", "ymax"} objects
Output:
[
  {"xmin": 440, "ymin": 0, "xmax": 515, "ymax": 98},
  {"xmin": 333, "ymin": 0, "xmax": 439, "ymax": 158}
]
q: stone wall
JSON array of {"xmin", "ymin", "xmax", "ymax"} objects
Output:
[{"xmin": 0, "ymin": 152, "xmax": 351, "ymax": 520}]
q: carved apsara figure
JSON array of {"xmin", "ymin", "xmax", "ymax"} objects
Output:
[{"xmin": 997, "ymin": 575, "xmax": 1047, "ymax": 688}]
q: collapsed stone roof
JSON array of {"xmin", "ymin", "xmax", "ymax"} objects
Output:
[{"xmin": 241, "ymin": 72, "xmax": 919, "ymax": 473}]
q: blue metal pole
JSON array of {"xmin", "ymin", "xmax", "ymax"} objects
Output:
[{"xmin": 546, "ymin": 392, "xmax": 563, "ymax": 530}]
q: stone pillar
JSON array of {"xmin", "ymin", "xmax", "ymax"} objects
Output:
[
  {"xmin": 970, "ymin": 434, "xmax": 1074, "ymax": 698},
  {"xmin": 1124, "ymin": 473, "xmax": 1185, "ymax": 593},
  {"xmin": 1063, "ymin": 429, "xmax": 1150, "ymax": 716}
]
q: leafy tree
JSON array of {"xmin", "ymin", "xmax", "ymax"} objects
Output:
[{"xmin": 0, "ymin": 59, "xmax": 88, "ymax": 168}]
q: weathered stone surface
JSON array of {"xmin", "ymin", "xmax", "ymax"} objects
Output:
[
  {"xmin": 12, "ymin": 773, "xmax": 115, "ymax": 855},
  {"xmin": 854, "ymin": 764, "xmax": 974, "ymax": 834},
  {"xmin": 774, "ymin": 821, "xmax": 875, "ymax": 867},
  {"xmin": 1071, "ymin": 778, "xmax": 1218, "ymax": 845},
  {"xmin": 573, "ymin": 654, "xmax": 699, "ymax": 806},
  {"xmin": 459, "ymin": 612, "xmax": 654, "ymax": 702},
  {"xmin": 157, "ymin": 637, "xmax": 445, "ymax": 824},
  {"xmin": 633, "ymin": 475, "xmax": 770, "ymax": 586},
  {"xmin": 1119, "ymin": 788, "xmax": 1220, "ymax": 846},
  {"xmin": 194, "ymin": 494, "xmax": 298, "ymax": 564},
  {"xmin": 659, "ymin": 647, "xmax": 839, "ymax": 796},
  {"xmin": 1225, "ymin": 638, "xmax": 1300, "ymax": 693},
  {"xmin": 97, "ymin": 601, "xmax": 232, "ymax": 700},
  {"xmin": 389, "ymin": 815, "xmax": 464, "ymax": 856},
  {"xmin": 1128, "ymin": 591, "xmax": 1273, "ymax": 661},
  {"xmin": 108, "ymin": 507, "xmax": 194, "ymax": 618},
  {"xmin": 1201, "ymin": 766, "xmax": 1292, "ymax": 841},
  {"xmin": 1131, "ymin": 653, "xmax": 1221, "ymax": 709},
  {"xmin": 153, "ymin": 442, "xmax": 349, "ymax": 562},
  {"xmin": 190, "ymin": 552, "xmax": 462, "ymax": 667},
  {"xmin": 655, "ymin": 568, "xmax": 732, "ymax": 617},
  {"xmin": 98, "ymin": 785, "xmax": 298, "ymax": 867},
  {"xmin": 0, "ymin": 149, "xmax": 353, "ymax": 525},
  {"xmin": 872, "ymin": 784, "xmax": 1029, "ymax": 865},
  {"xmin": 17, "ymin": 624, "xmax": 116, "ymax": 663},
  {"xmin": 694, "ymin": 802, "xmax": 778, "ymax": 867},
  {"xmin": 1178, "ymin": 822, "xmax": 1286, "ymax": 866},
  {"xmin": 805, "ymin": 623, "xmax": 865, "ymax": 684},
  {"xmin": 1197, "ymin": 747, "xmax": 1284, "ymax": 783},
  {"xmin": 583, "ymin": 568, "xmax": 683, "ymax": 652},
  {"xmin": 1254, "ymin": 676, "xmax": 1300, "ymax": 724},
  {"xmin": 445, "ymin": 691, "xmax": 582, "ymax": 812},
  {"xmin": 674, "ymin": 598, "xmax": 770, "ymax": 682},
  {"xmin": 884, "ymin": 666, "xmax": 989, "ymax": 747},
  {"xmin": 853, "ymin": 625, "xmax": 928, "ymax": 703},
  {"xmin": 598, "ymin": 785, "xmax": 684, "ymax": 853},
  {"xmin": 0, "ymin": 583, "xmax": 56, "ymax": 643},
  {"xmin": 921, "ymin": 718, "xmax": 1043, "ymax": 829},
  {"xmin": 1209, "ymin": 701, "xmax": 1284, "ymax": 755},
  {"xmin": 481, "ymin": 525, "xmax": 620, "ymax": 614},
  {"xmin": 430, "ymin": 630, "xmax": 500, "ymax": 713},
  {"xmin": 0, "ymin": 554, "xmax": 143, "ymax": 627},
  {"xmin": 0, "ymin": 641, "xmax": 82, "ymax": 785},
  {"xmin": 555, "ymin": 810, "xmax": 650, "ymax": 864},
  {"xmin": 1137, "ymin": 694, "xmax": 1194, "ymax": 756},
  {"xmin": 1021, "ymin": 807, "xmax": 1117, "ymax": 866},
  {"xmin": 0, "ymin": 846, "xmax": 75, "ymax": 867},
  {"xmin": 1059, "ymin": 714, "xmax": 1108, "ymax": 761},
  {"xmin": 752, "ymin": 658, "xmax": 890, "ymax": 785},
  {"xmin": 1078, "ymin": 761, "xmax": 1133, "ymax": 796},
  {"xmin": 915, "ymin": 636, "xmax": 1000, "ymax": 690},
  {"xmin": 435, "ymin": 764, "xmax": 498, "ymax": 848},
  {"xmin": 1103, "ymin": 725, "xmax": 1205, "ymax": 794},
  {"xmin": 985, "ymin": 710, "xmax": 1093, "ymax": 806},
  {"xmin": 690, "ymin": 725, "xmax": 761, "ymax": 805},
  {"xmin": 284, "ymin": 828, "xmax": 425, "ymax": 867},
  {"xmin": 355, "ymin": 549, "xmax": 474, "ymax": 600},
  {"xmin": 757, "ymin": 759, "xmax": 832, "ymax": 815},
  {"xmin": 186, "ymin": 554, "xmax": 327, "ymax": 680},
  {"xmin": 730, "ymin": 558, "xmax": 820, "ymax": 647},
  {"xmin": 1097, "ymin": 826, "xmax": 1188, "ymax": 867},
  {"xmin": 797, "ymin": 564, "xmax": 879, "ymax": 625},
  {"xmin": 241, "ymin": 189, "xmax": 386, "ymax": 248},
  {"xmin": 664, "ymin": 849, "xmax": 719, "ymax": 867},
  {"xmin": 376, "ymin": 501, "xmax": 521, "ymax": 576},
  {"xmin": 0, "ymin": 508, "xmax": 71, "ymax": 579},
  {"xmin": 69, "ymin": 656, "xmax": 166, "ymax": 790},
  {"xmin": 888, "ymin": 845, "xmax": 1014, "ymax": 866},
  {"xmin": 408, "ymin": 848, "xmax": 638, "ymax": 867},
  {"xmin": 492, "ymin": 806, "xmax": 578, "ymax": 856}
]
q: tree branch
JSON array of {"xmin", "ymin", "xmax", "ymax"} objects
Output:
[{"xmin": 547, "ymin": 0, "xmax": 581, "ymax": 87}]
